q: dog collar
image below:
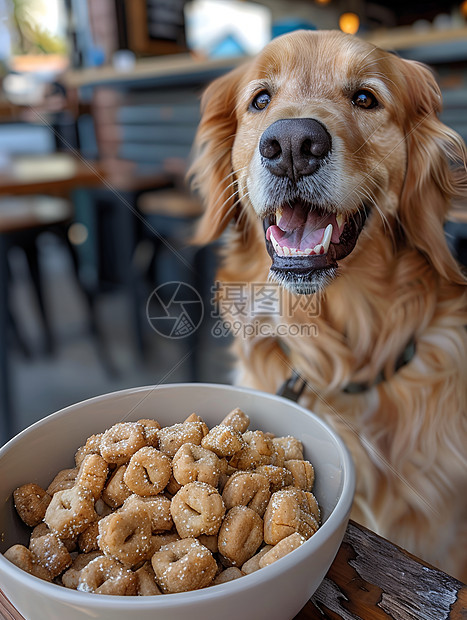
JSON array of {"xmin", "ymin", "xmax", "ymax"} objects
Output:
[{"xmin": 277, "ymin": 338, "xmax": 416, "ymax": 399}]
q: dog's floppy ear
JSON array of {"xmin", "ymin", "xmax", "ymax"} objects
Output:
[
  {"xmin": 398, "ymin": 58, "xmax": 467, "ymax": 284},
  {"xmin": 189, "ymin": 64, "xmax": 247, "ymax": 245}
]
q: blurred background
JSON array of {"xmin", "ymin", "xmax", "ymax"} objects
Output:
[{"xmin": 0, "ymin": 0, "xmax": 466, "ymax": 445}]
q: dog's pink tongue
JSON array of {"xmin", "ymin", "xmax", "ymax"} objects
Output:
[{"xmin": 274, "ymin": 204, "xmax": 337, "ymax": 250}]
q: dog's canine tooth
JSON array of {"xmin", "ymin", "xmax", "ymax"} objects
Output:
[
  {"xmin": 336, "ymin": 214, "xmax": 345, "ymax": 230},
  {"xmin": 275, "ymin": 207, "xmax": 283, "ymax": 224},
  {"xmin": 322, "ymin": 224, "xmax": 333, "ymax": 253}
]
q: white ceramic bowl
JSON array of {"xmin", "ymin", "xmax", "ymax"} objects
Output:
[{"xmin": 0, "ymin": 383, "xmax": 355, "ymax": 620}]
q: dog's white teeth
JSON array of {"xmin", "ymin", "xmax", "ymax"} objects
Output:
[
  {"xmin": 270, "ymin": 231, "xmax": 283, "ymax": 256},
  {"xmin": 275, "ymin": 208, "xmax": 283, "ymax": 224},
  {"xmin": 283, "ymin": 246, "xmax": 291, "ymax": 256},
  {"xmin": 322, "ymin": 223, "xmax": 333, "ymax": 253},
  {"xmin": 336, "ymin": 214, "xmax": 345, "ymax": 230}
]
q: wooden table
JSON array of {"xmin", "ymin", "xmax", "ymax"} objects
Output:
[{"xmin": 0, "ymin": 521, "xmax": 464, "ymax": 619}]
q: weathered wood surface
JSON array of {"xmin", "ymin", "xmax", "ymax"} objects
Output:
[
  {"xmin": 297, "ymin": 520, "xmax": 466, "ymax": 619},
  {"xmin": 0, "ymin": 520, "xmax": 465, "ymax": 620}
]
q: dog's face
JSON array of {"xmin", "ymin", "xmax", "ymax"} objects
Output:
[
  {"xmin": 231, "ymin": 30, "xmax": 410, "ymax": 293},
  {"xmin": 192, "ymin": 30, "xmax": 465, "ymax": 293}
]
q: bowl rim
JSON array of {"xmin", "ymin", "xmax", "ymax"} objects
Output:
[{"xmin": 0, "ymin": 382, "xmax": 355, "ymax": 610}]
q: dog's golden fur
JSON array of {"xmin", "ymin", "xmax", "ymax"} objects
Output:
[{"xmin": 190, "ymin": 30, "xmax": 467, "ymax": 578}]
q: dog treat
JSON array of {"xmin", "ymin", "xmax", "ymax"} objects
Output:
[
  {"xmin": 158, "ymin": 421, "xmax": 208, "ymax": 457},
  {"xmin": 29, "ymin": 531, "xmax": 72, "ymax": 578},
  {"xmin": 218, "ymin": 506, "xmax": 263, "ymax": 567},
  {"xmin": 212, "ymin": 566, "xmax": 244, "ymax": 585},
  {"xmin": 220, "ymin": 407, "xmax": 250, "ymax": 433},
  {"xmin": 284, "ymin": 459, "xmax": 315, "ymax": 491},
  {"xmin": 172, "ymin": 442, "xmax": 221, "ymax": 486},
  {"xmin": 170, "ymin": 481, "xmax": 225, "ymax": 537},
  {"xmin": 61, "ymin": 550, "xmax": 103, "ymax": 589},
  {"xmin": 222, "ymin": 471, "xmax": 271, "ymax": 516},
  {"xmin": 46, "ymin": 468, "xmax": 78, "ymax": 496},
  {"xmin": 75, "ymin": 454, "xmax": 109, "ymax": 501},
  {"xmin": 263, "ymin": 488, "xmax": 320, "ymax": 545},
  {"xmin": 123, "ymin": 447, "xmax": 171, "ymax": 496},
  {"xmin": 259, "ymin": 532, "xmax": 306, "ymax": 568},
  {"xmin": 134, "ymin": 562, "xmax": 162, "ymax": 595},
  {"xmin": 78, "ymin": 556, "xmax": 138, "ymax": 595},
  {"xmin": 100, "ymin": 422, "xmax": 147, "ymax": 465},
  {"xmin": 241, "ymin": 545, "xmax": 273, "ymax": 574},
  {"xmin": 98, "ymin": 504, "xmax": 153, "ymax": 567},
  {"xmin": 13, "ymin": 483, "xmax": 51, "ymax": 527},
  {"xmin": 3, "ymin": 410, "xmax": 321, "ymax": 596},
  {"xmin": 151, "ymin": 538, "xmax": 217, "ymax": 593},
  {"xmin": 272, "ymin": 436, "xmax": 304, "ymax": 460},
  {"xmin": 75, "ymin": 434, "xmax": 103, "ymax": 467},
  {"xmin": 102, "ymin": 464, "xmax": 132, "ymax": 508},
  {"xmin": 44, "ymin": 486, "xmax": 97, "ymax": 540},
  {"xmin": 201, "ymin": 424, "xmax": 245, "ymax": 457}
]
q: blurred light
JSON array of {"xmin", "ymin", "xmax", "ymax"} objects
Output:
[
  {"xmin": 68, "ymin": 223, "xmax": 88, "ymax": 246},
  {"xmin": 339, "ymin": 12, "xmax": 360, "ymax": 34},
  {"xmin": 315, "ymin": 0, "xmax": 331, "ymax": 4},
  {"xmin": 460, "ymin": 0, "xmax": 467, "ymax": 18}
]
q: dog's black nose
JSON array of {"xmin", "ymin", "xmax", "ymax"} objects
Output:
[{"xmin": 259, "ymin": 118, "xmax": 332, "ymax": 179}]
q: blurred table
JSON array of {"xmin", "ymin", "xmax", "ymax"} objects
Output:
[
  {"xmin": 0, "ymin": 153, "xmax": 104, "ymax": 442},
  {"xmin": 0, "ymin": 153, "xmax": 102, "ymax": 198},
  {"xmin": 0, "ymin": 521, "xmax": 464, "ymax": 619}
]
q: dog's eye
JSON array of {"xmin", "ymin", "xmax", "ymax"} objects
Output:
[
  {"xmin": 250, "ymin": 91, "xmax": 271, "ymax": 111},
  {"xmin": 352, "ymin": 90, "xmax": 378, "ymax": 109}
]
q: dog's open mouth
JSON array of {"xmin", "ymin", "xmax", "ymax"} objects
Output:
[{"xmin": 263, "ymin": 202, "xmax": 369, "ymax": 293}]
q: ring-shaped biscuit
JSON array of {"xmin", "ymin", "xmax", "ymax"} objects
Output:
[
  {"xmin": 151, "ymin": 538, "xmax": 216, "ymax": 593},
  {"xmin": 170, "ymin": 482, "xmax": 225, "ymax": 538},
  {"xmin": 98, "ymin": 503, "xmax": 152, "ymax": 567},
  {"xmin": 222, "ymin": 471, "xmax": 271, "ymax": 516},
  {"xmin": 123, "ymin": 447, "xmax": 171, "ymax": 496},
  {"xmin": 77, "ymin": 556, "xmax": 137, "ymax": 595},
  {"xmin": 172, "ymin": 443, "xmax": 221, "ymax": 487},
  {"xmin": 44, "ymin": 486, "xmax": 97, "ymax": 540},
  {"xmin": 100, "ymin": 422, "xmax": 147, "ymax": 465}
]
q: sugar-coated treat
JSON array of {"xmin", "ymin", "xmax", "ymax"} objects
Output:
[
  {"xmin": 201, "ymin": 425, "xmax": 245, "ymax": 457},
  {"xmin": 102, "ymin": 464, "xmax": 131, "ymax": 508},
  {"xmin": 123, "ymin": 447, "xmax": 171, "ymax": 496},
  {"xmin": 13, "ymin": 483, "xmax": 51, "ymax": 527},
  {"xmin": 284, "ymin": 459, "xmax": 315, "ymax": 491},
  {"xmin": 77, "ymin": 556, "xmax": 138, "ymax": 595},
  {"xmin": 4, "ymin": 407, "xmax": 320, "ymax": 597},
  {"xmin": 158, "ymin": 421, "xmax": 208, "ymax": 457},
  {"xmin": 151, "ymin": 538, "xmax": 217, "ymax": 593},
  {"xmin": 220, "ymin": 408, "xmax": 250, "ymax": 433},
  {"xmin": 100, "ymin": 422, "xmax": 147, "ymax": 465},
  {"xmin": 170, "ymin": 482, "xmax": 225, "ymax": 538},
  {"xmin": 172, "ymin": 442, "xmax": 221, "ymax": 487},
  {"xmin": 263, "ymin": 488, "xmax": 320, "ymax": 545},
  {"xmin": 212, "ymin": 566, "xmax": 244, "ymax": 585},
  {"xmin": 259, "ymin": 532, "xmax": 306, "ymax": 568},
  {"xmin": 44, "ymin": 486, "xmax": 97, "ymax": 540},
  {"xmin": 98, "ymin": 503, "xmax": 152, "ymax": 567},
  {"xmin": 218, "ymin": 506, "xmax": 263, "ymax": 567}
]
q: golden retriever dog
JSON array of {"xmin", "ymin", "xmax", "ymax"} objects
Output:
[{"xmin": 189, "ymin": 30, "xmax": 467, "ymax": 578}]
